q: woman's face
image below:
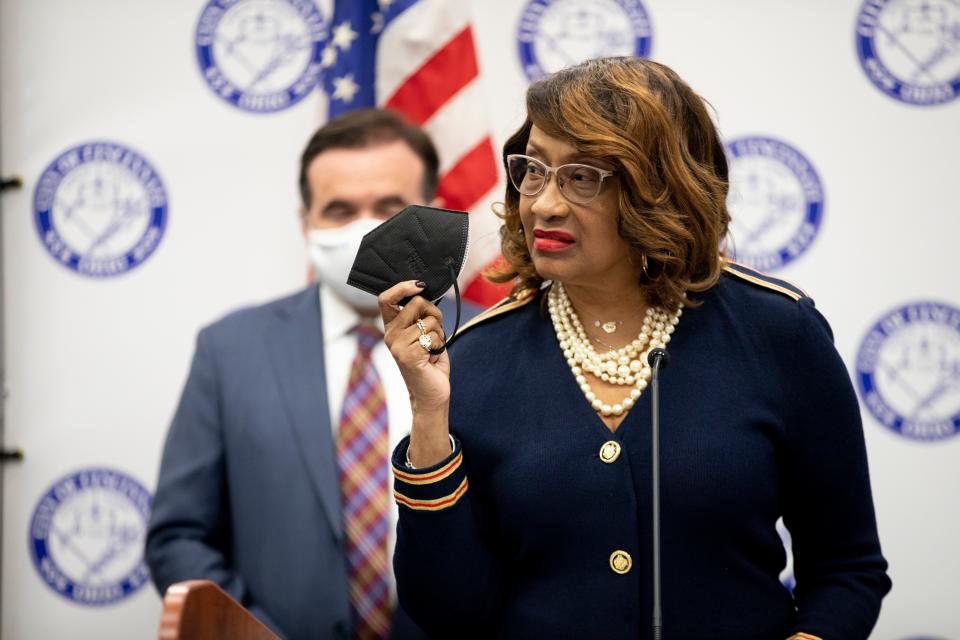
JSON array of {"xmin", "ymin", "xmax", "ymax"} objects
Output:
[{"xmin": 518, "ymin": 125, "xmax": 636, "ymax": 289}]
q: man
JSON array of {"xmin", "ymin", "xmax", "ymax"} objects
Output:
[{"xmin": 146, "ymin": 109, "xmax": 475, "ymax": 640}]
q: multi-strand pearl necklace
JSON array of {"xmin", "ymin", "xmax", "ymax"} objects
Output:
[{"xmin": 547, "ymin": 282, "xmax": 682, "ymax": 417}]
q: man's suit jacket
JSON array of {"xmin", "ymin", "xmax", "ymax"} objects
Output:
[{"xmin": 146, "ymin": 285, "xmax": 471, "ymax": 640}]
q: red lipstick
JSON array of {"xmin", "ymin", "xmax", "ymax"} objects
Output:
[{"xmin": 533, "ymin": 229, "xmax": 576, "ymax": 252}]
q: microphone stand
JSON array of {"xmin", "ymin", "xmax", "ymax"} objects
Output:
[{"xmin": 647, "ymin": 348, "xmax": 670, "ymax": 640}]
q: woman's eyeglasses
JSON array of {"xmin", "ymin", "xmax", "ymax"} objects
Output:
[{"xmin": 506, "ymin": 154, "xmax": 617, "ymax": 205}]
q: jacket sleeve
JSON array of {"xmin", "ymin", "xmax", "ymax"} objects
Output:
[
  {"xmin": 391, "ymin": 435, "xmax": 501, "ymax": 638},
  {"xmin": 144, "ymin": 329, "xmax": 287, "ymax": 639},
  {"xmin": 783, "ymin": 298, "xmax": 892, "ymax": 640}
]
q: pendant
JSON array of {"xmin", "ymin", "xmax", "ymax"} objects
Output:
[{"xmin": 595, "ymin": 320, "xmax": 619, "ymax": 334}]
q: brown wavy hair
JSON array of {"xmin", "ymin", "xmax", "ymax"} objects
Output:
[{"xmin": 488, "ymin": 57, "xmax": 730, "ymax": 309}]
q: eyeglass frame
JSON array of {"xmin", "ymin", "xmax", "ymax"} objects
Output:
[{"xmin": 505, "ymin": 153, "xmax": 618, "ymax": 205}]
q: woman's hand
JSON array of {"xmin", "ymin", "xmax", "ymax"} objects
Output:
[{"xmin": 379, "ymin": 281, "xmax": 452, "ymax": 467}]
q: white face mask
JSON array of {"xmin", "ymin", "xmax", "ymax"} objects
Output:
[{"xmin": 306, "ymin": 218, "xmax": 383, "ymax": 312}]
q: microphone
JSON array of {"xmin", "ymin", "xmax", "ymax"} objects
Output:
[
  {"xmin": 647, "ymin": 348, "xmax": 669, "ymax": 640},
  {"xmin": 648, "ymin": 348, "xmax": 669, "ymax": 371}
]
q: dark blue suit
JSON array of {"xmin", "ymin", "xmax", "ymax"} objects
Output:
[
  {"xmin": 391, "ymin": 265, "xmax": 890, "ymax": 640},
  {"xmin": 146, "ymin": 285, "xmax": 471, "ymax": 640}
]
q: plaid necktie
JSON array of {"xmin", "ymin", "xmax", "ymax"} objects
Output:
[{"xmin": 336, "ymin": 323, "xmax": 392, "ymax": 639}]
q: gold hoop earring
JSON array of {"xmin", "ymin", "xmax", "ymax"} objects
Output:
[{"xmin": 641, "ymin": 254, "xmax": 650, "ymax": 278}]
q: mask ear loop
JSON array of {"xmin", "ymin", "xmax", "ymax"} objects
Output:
[{"xmin": 427, "ymin": 259, "xmax": 461, "ymax": 355}]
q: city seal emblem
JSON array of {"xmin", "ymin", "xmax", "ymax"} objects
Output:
[
  {"xmin": 28, "ymin": 468, "xmax": 153, "ymax": 606},
  {"xmin": 724, "ymin": 136, "xmax": 825, "ymax": 272},
  {"xmin": 856, "ymin": 301, "xmax": 960, "ymax": 441},
  {"xmin": 855, "ymin": 0, "xmax": 960, "ymax": 106},
  {"xmin": 195, "ymin": 0, "xmax": 327, "ymax": 113},
  {"xmin": 33, "ymin": 141, "xmax": 168, "ymax": 278},
  {"xmin": 517, "ymin": 0, "xmax": 653, "ymax": 81}
]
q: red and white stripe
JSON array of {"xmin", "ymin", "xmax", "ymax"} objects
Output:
[{"xmin": 377, "ymin": 0, "xmax": 511, "ymax": 307}]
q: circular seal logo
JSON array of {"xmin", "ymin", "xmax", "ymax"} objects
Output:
[
  {"xmin": 195, "ymin": 0, "xmax": 327, "ymax": 113},
  {"xmin": 33, "ymin": 142, "xmax": 168, "ymax": 278},
  {"xmin": 855, "ymin": 0, "xmax": 960, "ymax": 106},
  {"xmin": 856, "ymin": 301, "xmax": 960, "ymax": 441},
  {"xmin": 725, "ymin": 136, "xmax": 825, "ymax": 272},
  {"xmin": 517, "ymin": 0, "xmax": 653, "ymax": 81},
  {"xmin": 29, "ymin": 468, "xmax": 152, "ymax": 606}
]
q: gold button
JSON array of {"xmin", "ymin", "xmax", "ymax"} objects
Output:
[
  {"xmin": 609, "ymin": 550, "xmax": 632, "ymax": 575},
  {"xmin": 599, "ymin": 440, "xmax": 621, "ymax": 463}
]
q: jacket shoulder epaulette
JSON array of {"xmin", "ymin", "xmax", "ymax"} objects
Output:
[
  {"xmin": 723, "ymin": 260, "xmax": 809, "ymax": 302},
  {"xmin": 449, "ymin": 287, "xmax": 538, "ymax": 343}
]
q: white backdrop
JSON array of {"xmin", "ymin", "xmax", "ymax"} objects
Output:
[{"xmin": 1, "ymin": 1, "xmax": 957, "ymax": 639}]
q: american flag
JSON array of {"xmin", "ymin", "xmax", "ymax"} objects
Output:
[{"xmin": 321, "ymin": 0, "xmax": 511, "ymax": 307}]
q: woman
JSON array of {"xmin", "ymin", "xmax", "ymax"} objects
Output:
[{"xmin": 379, "ymin": 57, "xmax": 890, "ymax": 640}]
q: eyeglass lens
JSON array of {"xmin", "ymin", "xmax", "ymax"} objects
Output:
[{"xmin": 508, "ymin": 156, "xmax": 604, "ymax": 204}]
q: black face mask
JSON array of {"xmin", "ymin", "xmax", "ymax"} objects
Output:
[{"xmin": 347, "ymin": 205, "xmax": 469, "ymax": 353}]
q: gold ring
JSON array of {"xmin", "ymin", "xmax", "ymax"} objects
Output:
[
  {"xmin": 416, "ymin": 318, "xmax": 427, "ymax": 334},
  {"xmin": 418, "ymin": 333, "xmax": 433, "ymax": 352}
]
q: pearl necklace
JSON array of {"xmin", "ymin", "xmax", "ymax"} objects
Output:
[{"xmin": 548, "ymin": 282, "xmax": 682, "ymax": 417}]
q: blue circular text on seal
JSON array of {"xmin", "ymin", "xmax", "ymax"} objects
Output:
[
  {"xmin": 195, "ymin": 0, "xmax": 327, "ymax": 113},
  {"xmin": 724, "ymin": 136, "xmax": 825, "ymax": 272},
  {"xmin": 856, "ymin": 301, "xmax": 960, "ymax": 441},
  {"xmin": 855, "ymin": 0, "xmax": 960, "ymax": 106},
  {"xmin": 517, "ymin": 0, "xmax": 653, "ymax": 81},
  {"xmin": 29, "ymin": 468, "xmax": 153, "ymax": 606},
  {"xmin": 33, "ymin": 141, "xmax": 168, "ymax": 278}
]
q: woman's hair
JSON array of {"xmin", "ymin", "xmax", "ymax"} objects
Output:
[{"xmin": 489, "ymin": 57, "xmax": 730, "ymax": 309}]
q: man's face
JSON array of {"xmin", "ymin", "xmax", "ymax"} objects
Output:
[{"xmin": 301, "ymin": 139, "xmax": 432, "ymax": 232}]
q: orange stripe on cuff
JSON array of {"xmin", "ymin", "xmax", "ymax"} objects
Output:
[
  {"xmin": 393, "ymin": 451, "xmax": 463, "ymax": 485},
  {"xmin": 394, "ymin": 478, "xmax": 469, "ymax": 511}
]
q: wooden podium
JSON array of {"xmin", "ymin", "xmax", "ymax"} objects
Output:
[{"xmin": 158, "ymin": 580, "xmax": 279, "ymax": 640}]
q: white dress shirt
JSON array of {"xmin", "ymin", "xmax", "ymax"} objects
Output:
[{"xmin": 318, "ymin": 284, "xmax": 410, "ymax": 603}]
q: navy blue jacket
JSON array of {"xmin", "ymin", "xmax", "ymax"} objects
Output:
[{"xmin": 391, "ymin": 265, "xmax": 890, "ymax": 640}]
